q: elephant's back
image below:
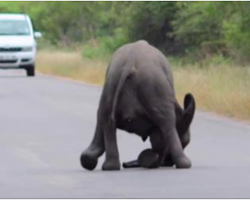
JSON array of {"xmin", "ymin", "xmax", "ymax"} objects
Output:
[{"xmin": 105, "ymin": 40, "xmax": 174, "ymax": 92}]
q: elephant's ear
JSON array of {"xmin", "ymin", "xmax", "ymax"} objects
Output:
[{"xmin": 180, "ymin": 93, "xmax": 196, "ymax": 133}]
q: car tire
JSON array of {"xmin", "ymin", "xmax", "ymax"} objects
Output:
[{"xmin": 26, "ymin": 65, "xmax": 35, "ymax": 77}]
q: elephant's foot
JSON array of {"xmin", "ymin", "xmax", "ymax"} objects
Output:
[
  {"xmin": 122, "ymin": 160, "xmax": 140, "ymax": 168},
  {"xmin": 173, "ymin": 154, "xmax": 192, "ymax": 169},
  {"xmin": 80, "ymin": 146, "xmax": 104, "ymax": 170},
  {"xmin": 138, "ymin": 149, "xmax": 160, "ymax": 169},
  {"xmin": 102, "ymin": 158, "xmax": 121, "ymax": 171},
  {"xmin": 80, "ymin": 153, "xmax": 97, "ymax": 170}
]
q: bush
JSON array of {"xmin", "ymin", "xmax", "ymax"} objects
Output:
[
  {"xmin": 223, "ymin": 9, "xmax": 250, "ymax": 64},
  {"xmin": 37, "ymin": 37, "xmax": 57, "ymax": 51},
  {"xmin": 82, "ymin": 28, "xmax": 128, "ymax": 59}
]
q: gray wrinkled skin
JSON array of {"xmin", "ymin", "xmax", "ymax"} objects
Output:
[{"xmin": 80, "ymin": 40, "xmax": 196, "ymax": 171}]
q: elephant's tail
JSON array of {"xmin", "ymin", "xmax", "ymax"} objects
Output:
[{"xmin": 111, "ymin": 65, "xmax": 134, "ymax": 121}]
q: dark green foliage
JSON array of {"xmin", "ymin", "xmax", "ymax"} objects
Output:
[
  {"xmin": 173, "ymin": 2, "xmax": 250, "ymax": 63},
  {"xmin": 174, "ymin": 2, "xmax": 225, "ymax": 56},
  {"xmin": 1, "ymin": 1, "xmax": 250, "ymax": 63},
  {"xmin": 122, "ymin": 2, "xmax": 178, "ymax": 53}
]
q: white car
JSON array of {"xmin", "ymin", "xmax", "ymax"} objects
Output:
[{"xmin": 0, "ymin": 14, "xmax": 41, "ymax": 76}]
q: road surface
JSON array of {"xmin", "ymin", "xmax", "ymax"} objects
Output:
[{"xmin": 0, "ymin": 70, "xmax": 250, "ymax": 198}]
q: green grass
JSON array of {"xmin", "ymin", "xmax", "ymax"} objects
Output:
[{"xmin": 37, "ymin": 50, "xmax": 250, "ymax": 122}]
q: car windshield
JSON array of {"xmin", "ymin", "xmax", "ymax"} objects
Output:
[{"xmin": 0, "ymin": 19, "xmax": 30, "ymax": 36}]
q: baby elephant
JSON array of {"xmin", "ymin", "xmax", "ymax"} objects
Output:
[
  {"xmin": 123, "ymin": 94, "xmax": 195, "ymax": 169},
  {"xmin": 80, "ymin": 40, "xmax": 195, "ymax": 171}
]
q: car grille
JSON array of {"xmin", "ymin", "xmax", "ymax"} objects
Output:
[
  {"xmin": 0, "ymin": 60, "xmax": 18, "ymax": 63},
  {"xmin": 0, "ymin": 47, "xmax": 22, "ymax": 52}
]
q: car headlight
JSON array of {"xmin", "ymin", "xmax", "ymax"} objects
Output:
[{"xmin": 22, "ymin": 46, "xmax": 33, "ymax": 52}]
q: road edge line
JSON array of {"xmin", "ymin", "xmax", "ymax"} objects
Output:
[
  {"xmin": 37, "ymin": 71, "xmax": 250, "ymax": 126},
  {"xmin": 37, "ymin": 71, "xmax": 102, "ymax": 88}
]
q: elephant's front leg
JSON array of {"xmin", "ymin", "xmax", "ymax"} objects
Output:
[
  {"xmin": 128, "ymin": 130, "xmax": 189, "ymax": 168},
  {"xmin": 166, "ymin": 127, "xmax": 191, "ymax": 168},
  {"xmin": 146, "ymin": 102, "xmax": 191, "ymax": 168},
  {"xmin": 150, "ymin": 126, "xmax": 191, "ymax": 169},
  {"xmin": 135, "ymin": 130, "xmax": 178, "ymax": 168}
]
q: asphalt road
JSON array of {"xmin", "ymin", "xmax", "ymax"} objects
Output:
[{"xmin": 0, "ymin": 70, "xmax": 250, "ymax": 198}]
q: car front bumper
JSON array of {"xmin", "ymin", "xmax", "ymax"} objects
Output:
[{"xmin": 0, "ymin": 51, "xmax": 35, "ymax": 68}]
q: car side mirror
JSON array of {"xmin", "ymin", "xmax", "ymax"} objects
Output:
[{"xmin": 34, "ymin": 32, "xmax": 42, "ymax": 38}]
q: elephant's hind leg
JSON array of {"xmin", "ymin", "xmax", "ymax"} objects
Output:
[{"xmin": 80, "ymin": 122, "xmax": 105, "ymax": 170}]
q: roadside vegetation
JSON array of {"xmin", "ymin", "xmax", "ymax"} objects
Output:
[
  {"xmin": 2, "ymin": 1, "xmax": 250, "ymax": 121},
  {"xmin": 174, "ymin": 62, "xmax": 250, "ymax": 121},
  {"xmin": 37, "ymin": 50, "xmax": 106, "ymax": 85},
  {"xmin": 37, "ymin": 50, "xmax": 250, "ymax": 121}
]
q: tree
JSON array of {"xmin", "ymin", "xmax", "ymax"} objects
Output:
[{"xmin": 121, "ymin": 2, "xmax": 178, "ymax": 54}]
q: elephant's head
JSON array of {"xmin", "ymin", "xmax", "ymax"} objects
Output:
[{"xmin": 175, "ymin": 93, "xmax": 196, "ymax": 149}]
